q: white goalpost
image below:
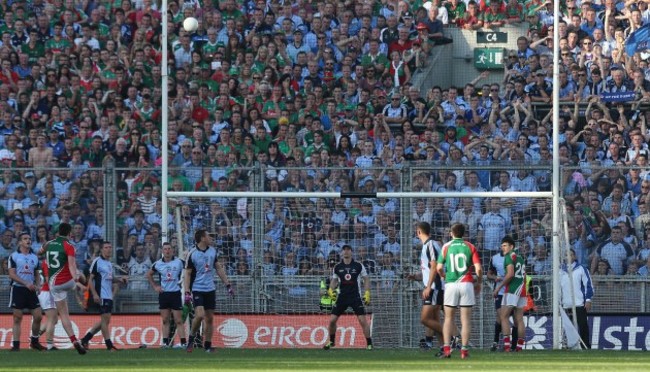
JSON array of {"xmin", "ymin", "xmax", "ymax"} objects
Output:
[{"xmin": 551, "ymin": 0, "xmax": 563, "ymax": 351}]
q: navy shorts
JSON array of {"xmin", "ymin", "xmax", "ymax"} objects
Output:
[
  {"xmin": 423, "ymin": 289, "xmax": 444, "ymax": 306},
  {"xmin": 331, "ymin": 296, "xmax": 365, "ymax": 316},
  {"xmin": 9, "ymin": 286, "xmax": 40, "ymax": 310},
  {"xmin": 87, "ymin": 298, "xmax": 113, "ymax": 314},
  {"xmin": 99, "ymin": 299, "xmax": 114, "ymax": 314},
  {"xmin": 494, "ymin": 294, "xmax": 503, "ymax": 310},
  {"xmin": 159, "ymin": 291, "xmax": 182, "ymax": 310},
  {"xmin": 192, "ymin": 291, "xmax": 216, "ymax": 310}
]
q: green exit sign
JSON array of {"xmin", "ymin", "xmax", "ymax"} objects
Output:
[{"xmin": 474, "ymin": 48, "xmax": 505, "ymax": 70}]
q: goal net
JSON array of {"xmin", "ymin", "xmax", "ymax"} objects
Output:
[
  {"xmin": 165, "ymin": 165, "xmax": 556, "ymax": 350},
  {"xmin": 557, "ymin": 198, "xmax": 587, "ymax": 350}
]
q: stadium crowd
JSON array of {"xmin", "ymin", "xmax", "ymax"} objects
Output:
[{"xmin": 1, "ymin": 0, "xmax": 650, "ymax": 290}]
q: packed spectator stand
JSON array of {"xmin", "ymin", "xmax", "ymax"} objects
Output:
[{"xmin": 1, "ymin": 0, "xmax": 650, "ymax": 298}]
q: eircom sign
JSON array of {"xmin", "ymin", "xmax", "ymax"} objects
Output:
[
  {"xmin": 0, "ymin": 314, "xmax": 371, "ymax": 349},
  {"xmin": 215, "ymin": 315, "xmax": 369, "ymax": 348}
]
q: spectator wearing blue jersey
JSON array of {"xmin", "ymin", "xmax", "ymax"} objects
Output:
[
  {"xmin": 0, "ymin": 229, "xmax": 13, "ymax": 261},
  {"xmin": 147, "ymin": 242, "xmax": 187, "ymax": 348},
  {"xmin": 127, "ymin": 244, "xmax": 152, "ymax": 290},
  {"xmin": 590, "ymin": 225, "xmax": 634, "ymax": 275},
  {"xmin": 184, "ymin": 229, "xmax": 234, "ymax": 353}
]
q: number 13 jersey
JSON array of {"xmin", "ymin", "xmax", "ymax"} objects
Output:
[{"xmin": 42, "ymin": 236, "xmax": 76, "ymax": 285}]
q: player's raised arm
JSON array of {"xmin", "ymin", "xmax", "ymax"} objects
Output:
[{"xmin": 37, "ymin": 241, "xmax": 47, "ymax": 257}]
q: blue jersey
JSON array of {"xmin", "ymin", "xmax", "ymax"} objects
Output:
[
  {"xmin": 489, "ymin": 252, "xmax": 506, "ymax": 295},
  {"xmin": 151, "ymin": 257, "xmax": 184, "ymax": 292},
  {"xmin": 89, "ymin": 256, "xmax": 114, "ymax": 300},
  {"xmin": 8, "ymin": 251, "xmax": 39, "ymax": 287},
  {"xmin": 186, "ymin": 246, "xmax": 217, "ymax": 292}
]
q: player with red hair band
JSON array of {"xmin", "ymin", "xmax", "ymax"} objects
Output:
[{"xmin": 40, "ymin": 222, "xmax": 87, "ymax": 354}]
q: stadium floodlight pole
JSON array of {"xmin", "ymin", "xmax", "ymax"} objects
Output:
[
  {"xmin": 161, "ymin": 0, "xmax": 170, "ymax": 244},
  {"xmin": 551, "ymin": 0, "xmax": 562, "ymax": 350}
]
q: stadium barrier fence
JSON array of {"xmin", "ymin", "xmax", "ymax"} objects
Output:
[{"xmin": 2, "ymin": 161, "xmax": 650, "ymax": 348}]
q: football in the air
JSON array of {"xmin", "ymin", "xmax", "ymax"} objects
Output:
[{"xmin": 183, "ymin": 17, "xmax": 199, "ymax": 32}]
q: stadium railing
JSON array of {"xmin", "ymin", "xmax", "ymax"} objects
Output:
[{"xmin": 2, "ymin": 161, "xmax": 650, "ymax": 348}]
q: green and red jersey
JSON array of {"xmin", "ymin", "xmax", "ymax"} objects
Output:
[
  {"xmin": 504, "ymin": 249, "xmax": 527, "ymax": 297},
  {"xmin": 42, "ymin": 236, "xmax": 76, "ymax": 285},
  {"xmin": 438, "ymin": 238, "xmax": 480, "ymax": 283}
]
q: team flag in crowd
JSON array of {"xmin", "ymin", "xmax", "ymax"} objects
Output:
[
  {"xmin": 626, "ymin": 23, "xmax": 650, "ymax": 56},
  {"xmin": 600, "ymin": 91, "xmax": 637, "ymax": 103}
]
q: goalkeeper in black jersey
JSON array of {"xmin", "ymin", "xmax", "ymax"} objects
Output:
[{"xmin": 323, "ymin": 245, "xmax": 373, "ymax": 350}]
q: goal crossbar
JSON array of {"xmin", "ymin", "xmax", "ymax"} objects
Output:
[{"xmin": 166, "ymin": 191, "xmax": 553, "ymax": 199}]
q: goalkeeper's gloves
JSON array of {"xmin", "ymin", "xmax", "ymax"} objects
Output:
[
  {"xmin": 327, "ymin": 288, "xmax": 337, "ymax": 301},
  {"xmin": 184, "ymin": 291, "xmax": 192, "ymax": 305},
  {"xmin": 226, "ymin": 283, "xmax": 235, "ymax": 297},
  {"xmin": 363, "ymin": 290, "xmax": 371, "ymax": 306}
]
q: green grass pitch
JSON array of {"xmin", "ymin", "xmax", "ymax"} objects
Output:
[{"xmin": 3, "ymin": 348, "xmax": 647, "ymax": 371}]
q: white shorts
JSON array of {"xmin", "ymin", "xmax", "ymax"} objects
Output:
[
  {"xmin": 444, "ymin": 282, "xmax": 475, "ymax": 307},
  {"xmin": 38, "ymin": 290, "xmax": 56, "ymax": 311},
  {"xmin": 50, "ymin": 279, "xmax": 76, "ymax": 302},
  {"xmin": 502, "ymin": 293, "xmax": 527, "ymax": 308}
]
